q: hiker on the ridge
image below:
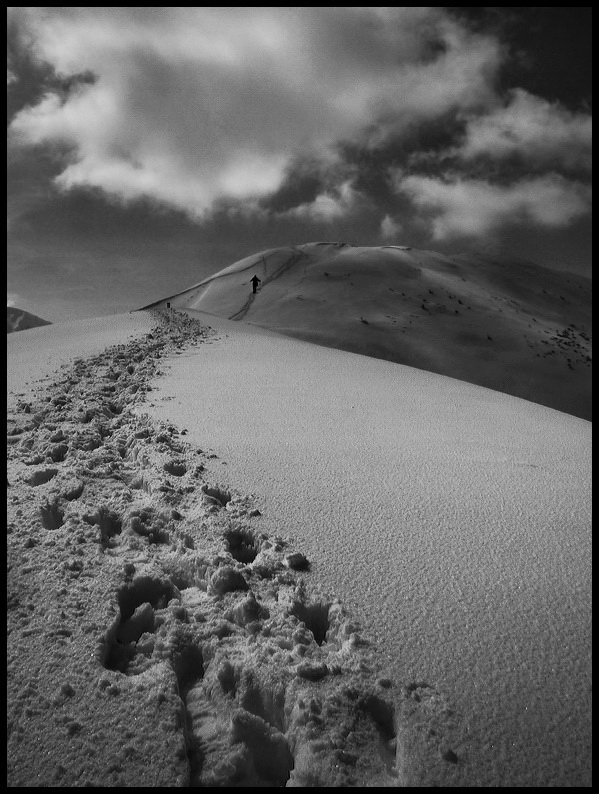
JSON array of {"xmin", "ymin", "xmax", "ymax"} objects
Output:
[{"xmin": 250, "ymin": 275, "xmax": 261, "ymax": 294}]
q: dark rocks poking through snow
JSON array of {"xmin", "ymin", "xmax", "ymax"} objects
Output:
[{"xmin": 6, "ymin": 308, "xmax": 444, "ymax": 787}]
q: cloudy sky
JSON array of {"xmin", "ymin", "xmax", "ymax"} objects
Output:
[{"xmin": 7, "ymin": 7, "xmax": 592, "ymax": 321}]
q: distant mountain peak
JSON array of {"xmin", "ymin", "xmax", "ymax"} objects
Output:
[
  {"xmin": 140, "ymin": 244, "xmax": 591, "ymax": 420},
  {"xmin": 7, "ymin": 307, "xmax": 52, "ymax": 334}
]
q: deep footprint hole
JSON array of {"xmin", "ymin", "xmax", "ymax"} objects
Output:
[
  {"xmin": 39, "ymin": 499, "xmax": 64, "ymax": 530},
  {"xmin": 361, "ymin": 693, "xmax": 397, "ymax": 774},
  {"xmin": 27, "ymin": 468, "xmax": 58, "ymax": 486},
  {"xmin": 146, "ymin": 528, "xmax": 170, "ymax": 545},
  {"xmin": 231, "ymin": 711, "xmax": 294, "ymax": 786},
  {"xmin": 164, "ymin": 460, "xmax": 187, "ymax": 477},
  {"xmin": 224, "ymin": 526, "xmax": 260, "ymax": 563},
  {"xmin": 118, "ymin": 576, "xmax": 178, "ymax": 621},
  {"xmin": 202, "ymin": 484, "xmax": 231, "ymax": 507},
  {"xmin": 240, "ymin": 673, "xmax": 287, "ymax": 733},
  {"xmin": 362, "ymin": 693, "xmax": 396, "ymax": 741},
  {"xmin": 128, "ymin": 509, "xmax": 170, "ymax": 545},
  {"xmin": 50, "ymin": 443, "xmax": 69, "ymax": 462},
  {"xmin": 83, "ymin": 506, "xmax": 122, "ymax": 546},
  {"xmin": 102, "ymin": 577, "xmax": 179, "ymax": 673},
  {"xmin": 291, "ymin": 601, "xmax": 332, "ymax": 646},
  {"xmin": 171, "ymin": 644, "xmax": 204, "ymax": 696}
]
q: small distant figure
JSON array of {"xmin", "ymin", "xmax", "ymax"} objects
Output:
[{"xmin": 250, "ymin": 275, "xmax": 261, "ymax": 294}]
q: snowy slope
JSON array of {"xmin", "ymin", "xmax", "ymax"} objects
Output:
[
  {"xmin": 7, "ymin": 306, "xmax": 52, "ymax": 333},
  {"xmin": 6, "ymin": 309, "xmax": 591, "ymax": 786},
  {"xmin": 145, "ymin": 309, "xmax": 592, "ymax": 787},
  {"xmin": 141, "ymin": 243, "xmax": 592, "ymax": 420}
]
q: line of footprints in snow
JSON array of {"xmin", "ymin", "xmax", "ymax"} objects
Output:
[{"xmin": 8, "ymin": 310, "xmax": 460, "ymax": 786}]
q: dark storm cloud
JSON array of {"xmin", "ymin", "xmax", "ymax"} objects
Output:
[
  {"xmin": 7, "ymin": 9, "xmax": 96, "ymax": 126},
  {"xmin": 259, "ymin": 159, "xmax": 326, "ymax": 215},
  {"xmin": 447, "ymin": 7, "xmax": 592, "ymax": 110},
  {"xmin": 8, "ymin": 7, "xmax": 504, "ymax": 219},
  {"xmin": 6, "ymin": 7, "xmax": 592, "ymax": 321}
]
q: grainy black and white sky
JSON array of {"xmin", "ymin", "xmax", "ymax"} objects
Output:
[{"xmin": 7, "ymin": 7, "xmax": 592, "ymax": 320}]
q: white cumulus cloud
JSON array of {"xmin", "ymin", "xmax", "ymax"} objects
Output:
[
  {"xmin": 8, "ymin": 7, "xmax": 504, "ymax": 219},
  {"xmin": 287, "ymin": 181, "xmax": 363, "ymax": 222},
  {"xmin": 394, "ymin": 173, "xmax": 592, "ymax": 239},
  {"xmin": 458, "ymin": 89, "xmax": 592, "ymax": 171},
  {"xmin": 380, "ymin": 214, "xmax": 403, "ymax": 240}
]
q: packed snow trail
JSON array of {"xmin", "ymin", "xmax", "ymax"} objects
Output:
[{"xmin": 7, "ymin": 309, "xmax": 445, "ymax": 787}]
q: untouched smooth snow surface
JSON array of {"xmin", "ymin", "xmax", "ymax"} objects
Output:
[{"xmin": 143, "ymin": 309, "xmax": 592, "ymax": 787}]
